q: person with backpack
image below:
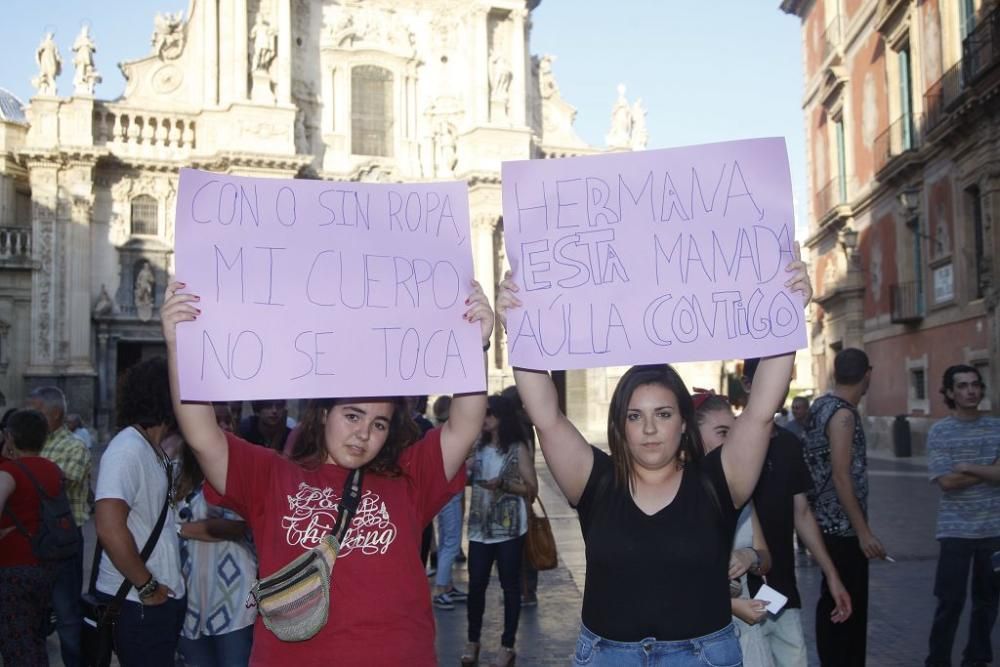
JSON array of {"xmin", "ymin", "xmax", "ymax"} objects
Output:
[{"xmin": 0, "ymin": 408, "xmax": 74, "ymax": 665}]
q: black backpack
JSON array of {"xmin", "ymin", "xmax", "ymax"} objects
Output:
[{"xmin": 3, "ymin": 459, "xmax": 81, "ymax": 561}]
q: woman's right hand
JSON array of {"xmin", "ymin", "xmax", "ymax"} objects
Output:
[
  {"xmin": 160, "ymin": 281, "xmax": 201, "ymax": 346},
  {"xmin": 731, "ymin": 597, "xmax": 767, "ymax": 625},
  {"xmin": 495, "ymin": 270, "xmax": 522, "ymax": 333}
]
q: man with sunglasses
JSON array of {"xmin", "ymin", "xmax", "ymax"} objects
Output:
[{"xmin": 925, "ymin": 365, "xmax": 1000, "ymax": 667}]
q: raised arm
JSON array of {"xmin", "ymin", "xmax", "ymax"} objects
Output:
[
  {"xmin": 440, "ymin": 281, "xmax": 493, "ymax": 480},
  {"xmin": 161, "ymin": 282, "xmax": 229, "ymax": 493},
  {"xmin": 723, "ymin": 244, "xmax": 811, "ymax": 507},
  {"xmin": 496, "ymin": 270, "xmax": 593, "ymax": 505}
]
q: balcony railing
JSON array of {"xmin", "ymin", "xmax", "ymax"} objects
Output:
[
  {"xmin": 814, "ymin": 176, "xmax": 848, "ymax": 219},
  {"xmin": 890, "ymin": 281, "xmax": 925, "ymax": 324},
  {"xmin": 0, "ymin": 226, "xmax": 31, "ymax": 262},
  {"xmin": 874, "ymin": 113, "xmax": 922, "ymax": 173},
  {"xmin": 92, "ymin": 102, "xmax": 197, "ymax": 158},
  {"xmin": 823, "ymin": 15, "xmax": 842, "ymax": 61},
  {"xmin": 924, "ymin": 61, "xmax": 966, "ymax": 132},
  {"xmin": 963, "ymin": 5, "xmax": 1000, "ymax": 84}
]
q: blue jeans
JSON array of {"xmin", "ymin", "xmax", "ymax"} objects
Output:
[
  {"xmin": 573, "ymin": 622, "xmax": 742, "ymax": 667},
  {"xmin": 52, "ymin": 528, "xmax": 84, "ymax": 667},
  {"xmin": 178, "ymin": 625, "xmax": 254, "ymax": 667},
  {"xmin": 434, "ymin": 492, "xmax": 464, "ymax": 588},
  {"xmin": 926, "ymin": 537, "xmax": 1000, "ymax": 666},
  {"xmin": 96, "ymin": 592, "xmax": 186, "ymax": 667}
]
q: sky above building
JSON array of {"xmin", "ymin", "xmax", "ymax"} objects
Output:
[{"xmin": 0, "ymin": 0, "xmax": 806, "ymax": 231}]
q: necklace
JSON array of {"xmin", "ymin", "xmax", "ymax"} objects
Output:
[{"xmin": 135, "ymin": 425, "xmax": 176, "ymax": 508}]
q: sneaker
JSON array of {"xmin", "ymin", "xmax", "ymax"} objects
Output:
[
  {"xmin": 521, "ymin": 595, "xmax": 538, "ymax": 607},
  {"xmin": 446, "ymin": 587, "xmax": 468, "ymax": 603},
  {"xmin": 432, "ymin": 593, "xmax": 454, "ymax": 609},
  {"xmin": 426, "ymin": 565, "xmax": 437, "ymax": 577},
  {"xmin": 456, "ymin": 549, "xmax": 467, "ymax": 563}
]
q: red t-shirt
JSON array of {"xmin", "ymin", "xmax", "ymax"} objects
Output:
[
  {"xmin": 205, "ymin": 427, "xmax": 464, "ymax": 666},
  {"xmin": 0, "ymin": 456, "xmax": 63, "ymax": 567}
]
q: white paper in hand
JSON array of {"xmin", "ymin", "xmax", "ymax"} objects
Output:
[{"xmin": 754, "ymin": 583, "xmax": 788, "ymax": 615}]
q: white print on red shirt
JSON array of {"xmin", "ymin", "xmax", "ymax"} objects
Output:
[{"xmin": 282, "ymin": 483, "xmax": 397, "ymax": 557}]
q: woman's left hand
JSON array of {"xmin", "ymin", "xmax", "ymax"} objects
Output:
[
  {"xmin": 784, "ymin": 242, "xmax": 813, "ymax": 307},
  {"xmin": 728, "ymin": 548, "xmax": 755, "ymax": 579},
  {"xmin": 463, "ymin": 280, "xmax": 495, "ymax": 349}
]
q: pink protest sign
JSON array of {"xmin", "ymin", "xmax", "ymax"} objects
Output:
[
  {"xmin": 500, "ymin": 137, "xmax": 806, "ymax": 370},
  {"xmin": 174, "ymin": 169, "xmax": 484, "ymax": 401}
]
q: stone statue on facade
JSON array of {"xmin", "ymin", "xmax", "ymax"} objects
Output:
[
  {"xmin": 434, "ymin": 121, "xmax": 458, "ymax": 177},
  {"xmin": 32, "ymin": 33, "xmax": 62, "ymax": 97},
  {"xmin": 250, "ymin": 12, "xmax": 277, "ymax": 103},
  {"xmin": 606, "ymin": 84, "xmax": 633, "ymax": 149},
  {"xmin": 251, "ymin": 12, "xmax": 277, "ymax": 72},
  {"xmin": 489, "ymin": 51, "xmax": 513, "ymax": 122},
  {"xmin": 134, "ymin": 261, "xmax": 155, "ymax": 321},
  {"xmin": 152, "ymin": 11, "xmax": 185, "ymax": 60},
  {"xmin": 630, "ymin": 98, "xmax": 648, "ymax": 150},
  {"xmin": 72, "ymin": 25, "xmax": 102, "ymax": 96},
  {"xmin": 93, "ymin": 284, "xmax": 114, "ymax": 317},
  {"xmin": 537, "ymin": 55, "xmax": 559, "ymax": 100}
]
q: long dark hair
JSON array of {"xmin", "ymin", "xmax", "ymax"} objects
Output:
[
  {"xmin": 478, "ymin": 394, "xmax": 527, "ymax": 455},
  {"xmin": 289, "ymin": 397, "xmax": 419, "ymax": 476},
  {"xmin": 607, "ymin": 364, "xmax": 706, "ymax": 492},
  {"xmin": 176, "ymin": 439, "xmax": 204, "ymax": 501}
]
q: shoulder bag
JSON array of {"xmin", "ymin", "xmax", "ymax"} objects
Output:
[
  {"xmin": 250, "ymin": 467, "xmax": 363, "ymax": 642},
  {"xmin": 523, "ymin": 496, "xmax": 558, "ymax": 571}
]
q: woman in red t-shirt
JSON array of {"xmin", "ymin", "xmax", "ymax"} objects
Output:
[
  {"xmin": 0, "ymin": 409, "xmax": 65, "ymax": 666},
  {"xmin": 160, "ymin": 280, "xmax": 494, "ymax": 667}
]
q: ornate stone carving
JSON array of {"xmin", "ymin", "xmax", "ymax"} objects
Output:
[
  {"xmin": 32, "ymin": 33, "xmax": 62, "ymax": 96},
  {"xmin": 630, "ymin": 99, "xmax": 648, "ymax": 150},
  {"xmin": 323, "ymin": 6, "xmax": 416, "ymax": 58},
  {"xmin": 250, "ymin": 11, "xmax": 277, "ymax": 103},
  {"xmin": 151, "ymin": 12, "xmax": 186, "ymax": 61},
  {"xmin": 134, "ymin": 261, "xmax": 155, "ymax": 321},
  {"xmin": 109, "ymin": 175, "xmax": 174, "ymax": 246},
  {"xmin": 93, "ymin": 284, "xmax": 114, "ymax": 316},
  {"xmin": 72, "ymin": 25, "xmax": 102, "ymax": 96},
  {"xmin": 151, "ymin": 64, "xmax": 183, "ymax": 95},
  {"xmin": 606, "ymin": 84, "xmax": 632, "ymax": 149},
  {"xmin": 433, "ymin": 120, "xmax": 457, "ymax": 177},
  {"xmin": 489, "ymin": 51, "xmax": 513, "ymax": 122}
]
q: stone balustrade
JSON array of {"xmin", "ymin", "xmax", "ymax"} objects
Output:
[
  {"xmin": 0, "ymin": 227, "xmax": 31, "ymax": 262},
  {"xmin": 92, "ymin": 103, "xmax": 197, "ymax": 155}
]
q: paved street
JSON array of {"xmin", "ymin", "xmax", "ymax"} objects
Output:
[
  {"xmin": 44, "ymin": 445, "xmax": 999, "ymax": 666},
  {"xmin": 435, "ymin": 448, "xmax": 1000, "ymax": 666}
]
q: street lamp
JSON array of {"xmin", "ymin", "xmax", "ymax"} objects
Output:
[
  {"xmin": 839, "ymin": 225, "xmax": 858, "ymax": 253},
  {"xmin": 898, "ymin": 186, "xmax": 921, "ymax": 217}
]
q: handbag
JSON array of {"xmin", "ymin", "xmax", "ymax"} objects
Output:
[
  {"xmin": 250, "ymin": 467, "xmax": 363, "ymax": 642},
  {"xmin": 523, "ymin": 496, "xmax": 558, "ymax": 571},
  {"xmin": 81, "ymin": 444, "xmax": 171, "ymax": 667}
]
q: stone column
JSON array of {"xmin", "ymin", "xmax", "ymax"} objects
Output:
[
  {"xmin": 473, "ymin": 8, "xmax": 490, "ymax": 125},
  {"xmin": 26, "ymin": 161, "xmax": 60, "ymax": 375},
  {"xmin": 510, "ymin": 9, "xmax": 528, "ymax": 127},
  {"xmin": 234, "ymin": 0, "xmax": 249, "ymax": 101},
  {"xmin": 202, "ymin": 0, "xmax": 220, "ymax": 105},
  {"xmin": 64, "ymin": 164, "xmax": 96, "ymax": 378},
  {"xmin": 276, "ymin": 0, "xmax": 292, "ymax": 104}
]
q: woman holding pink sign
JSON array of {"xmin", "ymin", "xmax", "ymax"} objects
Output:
[
  {"xmin": 494, "ymin": 245, "xmax": 811, "ymax": 666},
  {"xmin": 160, "ymin": 279, "xmax": 493, "ymax": 666}
]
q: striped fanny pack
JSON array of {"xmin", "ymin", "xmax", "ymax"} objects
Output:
[{"xmin": 249, "ymin": 467, "xmax": 363, "ymax": 642}]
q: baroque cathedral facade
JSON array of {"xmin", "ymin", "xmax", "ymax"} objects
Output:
[{"xmin": 0, "ymin": 0, "xmax": 725, "ymax": 441}]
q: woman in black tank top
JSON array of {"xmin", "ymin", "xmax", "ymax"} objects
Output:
[{"xmin": 493, "ymin": 251, "xmax": 812, "ymax": 666}]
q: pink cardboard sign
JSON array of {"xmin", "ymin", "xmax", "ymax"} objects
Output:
[
  {"xmin": 174, "ymin": 169, "xmax": 485, "ymax": 401},
  {"xmin": 500, "ymin": 137, "xmax": 806, "ymax": 370}
]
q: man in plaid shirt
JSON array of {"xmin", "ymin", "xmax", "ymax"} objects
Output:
[{"xmin": 29, "ymin": 386, "xmax": 91, "ymax": 667}]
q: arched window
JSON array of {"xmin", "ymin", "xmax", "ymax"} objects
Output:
[
  {"xmin": 130, "ymin": 196, "xmax": 158, "ymax": 236},
  {"xmin": 351, "ymin": 66, "xmax": 394, "ymax": 157}
]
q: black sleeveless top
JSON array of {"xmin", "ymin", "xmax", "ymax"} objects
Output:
[{"xmin": 574, "ymin": 446, "xmax": 739, "ymax": 641}]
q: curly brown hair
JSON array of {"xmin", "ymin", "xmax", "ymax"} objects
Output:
[{"xmin": 289, "ymin": 397, "xmax": 420, "ymax": 476}]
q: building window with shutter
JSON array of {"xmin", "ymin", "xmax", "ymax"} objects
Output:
[
  {"xmin": 351, "ymin": 65, "xmax": 394, "ymax": 157},
  {"xmin": 130, "ymin": 195, "xmax": 159, "ymax": 236}
]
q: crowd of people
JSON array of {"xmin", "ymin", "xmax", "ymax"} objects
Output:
[{"xmin": 0, "ymin": 250, "xmax": 997, "ymax": 667}]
